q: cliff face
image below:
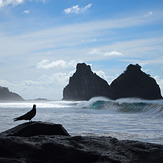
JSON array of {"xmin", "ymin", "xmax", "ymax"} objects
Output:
[
  {"xmin": 110, "ymin": 64, "xmax": 162, "ymax": 100},
  {"xmin": 63, "ymin": 63, "xmax": 114, "ymax": 100},
  {"xmin": 0, "ymin": 86, "xmax": 24, "ymax": 101}
]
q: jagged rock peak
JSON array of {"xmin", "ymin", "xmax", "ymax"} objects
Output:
[
  {"xmin": 126, "ymin": 64, "xmax": 141, "ymax": 73},
  {"xmin": 76, "ymin": 63, "xmax": 92, "ymax": 74},
  {"xmin": 63, "ymin": 63, "xmax": 114, "ymax": 100},
  {"xmin": 111, "ymin": 64, "xmax": 162, "ymax": 100}
]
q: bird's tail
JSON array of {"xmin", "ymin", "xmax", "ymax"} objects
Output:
[
  {"xmin": 13, "ymin": 117, "xmax": 22, "ymax": 121},
  {"xmin": 13, "ymin": 118, "xmax": 18, "ymax": 121}
]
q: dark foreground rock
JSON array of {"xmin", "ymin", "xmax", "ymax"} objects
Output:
[
  {"xmin": 1, "ymin": 121, "xmax": 70, "ymax": 137},
  {"xmin": 0, "ymin": 122, "xmax": 163, "ymax": 163}
]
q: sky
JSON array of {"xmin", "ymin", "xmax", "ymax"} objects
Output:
[{"xmin": 0, "ymin": 0, "xmax": 163, "ymax": 100}]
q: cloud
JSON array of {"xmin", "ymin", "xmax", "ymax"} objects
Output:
[
  {"xmin": 36, "ymin": 0, "xmax": 49, "ymax": 3},
  {"xmin": 104, "ymin": 51, "xmax": 123, "ymax": 56},
  {"xmin": 95, "ymin": 71, "xmax": 107, "ymax": 79},
  {"xmin": 144, "ymin": 11, "xmax": 153, "ymax": 17},
  {"xmin": 64, "ymin": 3, "xmax": 92, "ymax": 14},
  {"xmin": 0, "ymin": 70, "xmax": 73, "ymax": 100},
  {"xmin": 23, "ymin": 10, "xmax": 30, "ymax": 14},
  {"xmin": 0, "ymin": 9, "xmax": 163, "ymax": 99},
  {"xmin": 37, "ymin": 59, "xmax": 77, "ymax": 69},
  {"xmin": 0, "ymin": 11, "xmax": 163, "ymax": 64},
  {"xmin": 89, "ymin": 49, "xmax": 123, "ymax": 57},
  {"xmin": 0, "ymin": 0, "xmax": 24, "ymax": 8},
  {"xmin": 122, "ymin": 57, "xmax": 163, "ymax": 66},
  {"xmin": 153, "ymin": 76, "xmax": 163, "ymax": 95},
  {"xmin": 0, "ymin": 0, "xmax": 49, "ymax": 8}
]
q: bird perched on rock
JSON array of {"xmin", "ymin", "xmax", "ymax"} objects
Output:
[{"xmin": 14, "ymin": 104, "xmax": 36, "ymax": 122}]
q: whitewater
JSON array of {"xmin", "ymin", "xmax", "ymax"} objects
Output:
[{"xmin": 0, "ymin": 97, "xmax": 162, "ymax": 145}]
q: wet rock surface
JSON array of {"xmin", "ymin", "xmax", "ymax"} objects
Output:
[{"xmin": 0, "ymin": 122, "xmax": 163, "ymax": 163}]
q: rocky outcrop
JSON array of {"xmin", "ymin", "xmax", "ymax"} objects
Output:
[
  {"xmin": 110, "ymin": 64, "xmax": 162, "ymax": 100},
  {"xmin": 0, "ymin": 122, "xmax": 163, "ymax": 163},
  {"xmin": 0, "ymin": 86, "xmax": 24, "ymax": 101},
  {"xmin": 1, "ymin": 121, "xmax": 70, "ymax": 137},
  {"xmin": 63, "ymin": 63, "xmax": 114, "ymax": 100},
  {"xmin": 63, "ymin": 63, "xmax": 162, "ymax": 101}
]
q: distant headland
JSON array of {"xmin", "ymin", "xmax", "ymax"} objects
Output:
[
  {"xmin": 63, "ymin": 63, "xmax": 162, "ymax": 101},
  {"xmin": 0, "ymin": 86, "xmax": 24, "ymax": 101}
]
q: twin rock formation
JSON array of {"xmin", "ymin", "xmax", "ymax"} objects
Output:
[
  {"xmin": 63, "ymin": 63, "xmax": 162, "ymax": 101},
  {"xmin": 0, "ymin": 63, "xmax": 162, "ymax": 101}
]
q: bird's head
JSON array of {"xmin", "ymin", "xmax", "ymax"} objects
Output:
[{"xmin": 33, "ymin": 104, "xmax": 36, "ymax": 108}]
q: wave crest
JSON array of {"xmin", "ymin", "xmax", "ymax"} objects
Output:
[{"xmin": 78, "ymin": 97, "xmax": 163, "ymax": 115}]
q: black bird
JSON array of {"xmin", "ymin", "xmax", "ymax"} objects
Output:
[{"xmin": 14, "ymin": 104, "xmax": 36, "ymax": 122}]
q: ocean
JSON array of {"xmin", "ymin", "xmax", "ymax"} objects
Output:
[{"xmin": 0, "ymin": 97, "xmax": 162, "ymax": 145}]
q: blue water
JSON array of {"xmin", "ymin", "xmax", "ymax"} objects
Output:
[{"xmin": 0, "ymin": 97, "xmax": 162, "ymax": 145}]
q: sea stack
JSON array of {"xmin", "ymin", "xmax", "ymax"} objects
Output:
[
  {"xmin": 110, "ymin": 64, "xmax": 162, "ymax": 100},
  {"xmin": 63, "ymin": 63, "xmax": 114, "ymax": 100}
]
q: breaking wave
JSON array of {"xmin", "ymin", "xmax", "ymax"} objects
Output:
[{"xmin": 78, "ymin": 97, "xmax": 163, "ymax": 115}]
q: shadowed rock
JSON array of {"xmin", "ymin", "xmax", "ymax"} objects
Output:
[
  {"xmin": 14, "ymin": 104, "xmax": 36, "ymax": 122},
  {"xmin": 63, "ymin": 63, "xmax": 162, "ymax": 101},
  {"xmin": 0, "ymin": 122, "xmax": 163, "ymax": 163},
  {"xmin": 111, "ymin": 64, "xmax": 162, "ymax": 100},
  {"xmin": 2, "ymin": 121, "xmax": 70, "ymax": 137},
  {"xmin": 63, "ymin": 63, "xmax": 114, "ymax": 100}
]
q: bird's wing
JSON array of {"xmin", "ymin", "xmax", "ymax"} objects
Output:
[{"xmin": 14, "ymin": 110, "xmax": 32, "ymax": 121}]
